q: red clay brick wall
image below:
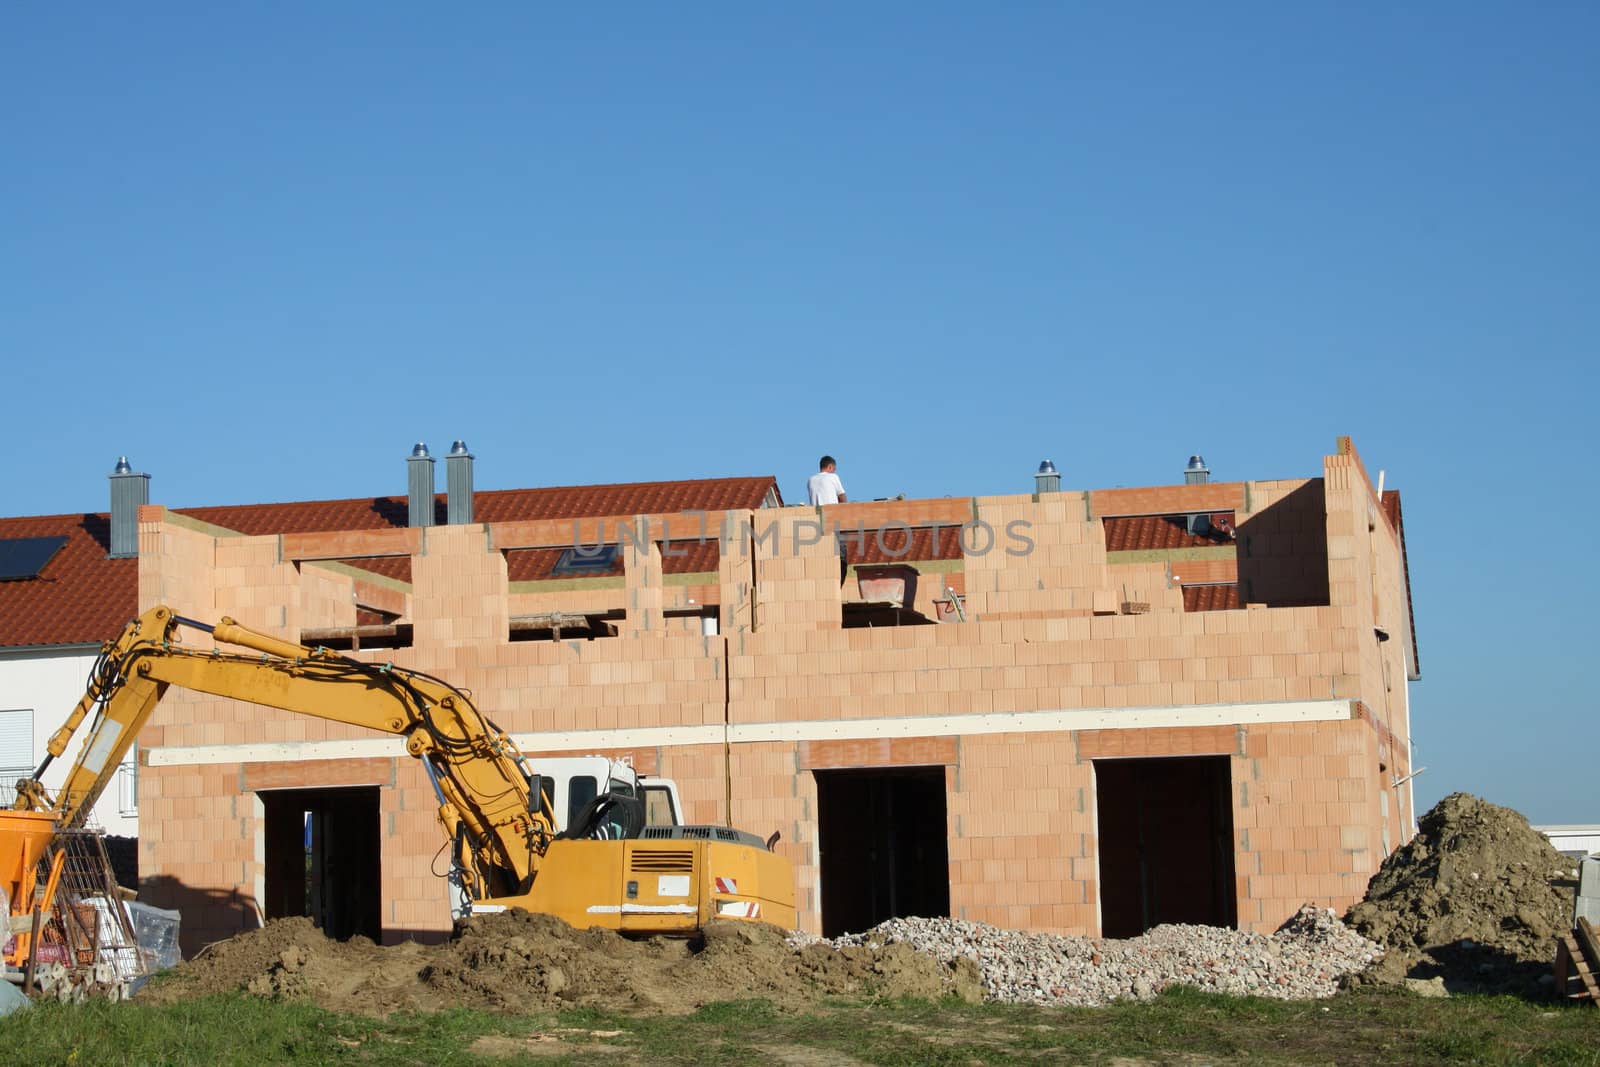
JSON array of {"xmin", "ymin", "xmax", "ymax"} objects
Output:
[
  {"xmin": 952, "ymin": 733, "xmax": 1097, "ymax": 932},
  {"xmin": 1233, "ymin": 720, "xmax": 1385, "ymax": 927},
  {"xmin": 135, "ymin": 441, "xmax": 1411, "ymax": 942}
]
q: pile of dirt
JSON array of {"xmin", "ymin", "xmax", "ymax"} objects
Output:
[
  {"xmin": 136, "ymin": 912, "xmax": 983, "ymax": 1017},
  {"xmin": 1344, "ymin": 792, "xmax": 1578, "ymax": 994}
]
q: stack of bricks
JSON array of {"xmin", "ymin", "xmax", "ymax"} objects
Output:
[
  {"xmin": 1238, "ymin": 480, "xmax": 1332, "ymax": 607},
  {"xmin": 748, "ymin": 510, "xmax": 845, "ymax": 632},
  {"xmin": 137, "ymin": 507, "xmax": 220, "ymax": 628},
  {"xmin": 411, "ymin": 524, "xmax": 508, "ymax": 648},
  {"xmin": 620, "ymin": 523, "xmax": 663, "ymax": 634},
  {"xmin": 952, "ymin": 733, "xmax": 1097, "ymax": 931},
  {"xmin": 1231, "ymin": 720, "xmax": 1383, "ymax": 927},
  {"xmin": 961, "ymin": 492, "xmax": 1121, "ymax": 620}
]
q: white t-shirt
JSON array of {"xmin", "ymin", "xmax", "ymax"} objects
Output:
[{"xmin": 807, "ymin": 470, "xmax": 845, "ymax": 506}]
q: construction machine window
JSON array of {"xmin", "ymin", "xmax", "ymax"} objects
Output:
[
  {"xmin": 568, "ymin": 775, "xmax": 599, "ymax": 827},
  {"xmin": 643, "ymin": 785, "xmax": 678, "ymax": 827}
]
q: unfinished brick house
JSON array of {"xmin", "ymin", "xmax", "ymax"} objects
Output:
[{"xmin": 86, "ymin": 436, "xmax": 1418, "ymax": 950}]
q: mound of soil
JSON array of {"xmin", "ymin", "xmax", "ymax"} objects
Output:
[
  {"xmin": 136, "ymin": 912, "xmax": 982, "ymax": 1017},
  {"xmin": 1345, "ymin": 793, "xmax": 1578, "ymax": 994}
]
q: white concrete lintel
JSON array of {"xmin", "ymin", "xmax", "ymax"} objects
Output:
[{"xmin": 146, "ymin": 699, "xmax": 1354, "ymax": 768}]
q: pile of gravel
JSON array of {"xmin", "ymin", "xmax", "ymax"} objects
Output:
[{"xmin": 790, "ymin": 906, "xmax": 1382, "ymax": 1006}]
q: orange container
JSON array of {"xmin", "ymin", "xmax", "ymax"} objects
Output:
[{"xmin": 0, "ymin": 810, "xmax": 60, "ymax": 915}]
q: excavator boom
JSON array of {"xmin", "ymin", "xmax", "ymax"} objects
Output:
[{"xmin": 3, "ymin": 606, "xmax": 794, "ymax": 960}]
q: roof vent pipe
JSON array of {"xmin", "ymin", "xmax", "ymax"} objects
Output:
[
  {"xmin": 1184, "ymin": 455, "xmax": 1210, "ymax": 485},
  {"xmin": 446, "ymin": 440, "xmax": 474, "ymax": 525},
  {"xmin": 108, "ymin": 456, "xmax": 150, "ymax": 559},
  {"xmin": 1035, "ymin": 459, "xmax": 1061, "ymax": 495},
  {"xmin": 407, "ymin": 442, "xmax": 436, "ymax": 528}
]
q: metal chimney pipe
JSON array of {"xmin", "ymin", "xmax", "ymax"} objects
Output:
[
  {"xmin": 1184, "ymin": 455, "xmax": 1210, "ymax": 485},
  {"xmin": 446, "ymin": 440, "xmax": 474, "ymax": 525},
  {"xmin": 108, "ymin": 456, "xmax": 150, "ymax": 559},
  {"xmin": 407, "ymin": 443, "xmax": 436, "ymax": 527},
  {"xmin": 1035, "ymin": 459, "xmax": 1061, "ymax": 495}
]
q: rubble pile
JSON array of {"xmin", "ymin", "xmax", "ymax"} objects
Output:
[
  {"xmin": 800, "ymin": 905, "xmax": 1381, "ymax": 1006},
  {"xmin": 1345, "ymin": 792, "xmax": 1578, "ymax": 994},
  {"xmin": 138, "ymin": 791, "xmax": 1582, "ymax": 1013},
  {"xmin": 138, "ymin": 913, "xmax": 981, "ymax": 1016}
]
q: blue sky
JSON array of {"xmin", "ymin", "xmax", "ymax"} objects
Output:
[{"xmin": 3, "ymin": 4, "xmax": 1595, "ymax": 823}]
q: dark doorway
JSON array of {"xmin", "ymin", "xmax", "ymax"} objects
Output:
[
  {"xmin": 815, "ymin": 766, "xmax": 950, "ymax": 938},
  {"xmin": 1094, "ymin": 756, "xmax": 1237, "ymax": 938},
  {"xmin": 261, "ymin": 787, "xmax": 382, "ymax": 942}
]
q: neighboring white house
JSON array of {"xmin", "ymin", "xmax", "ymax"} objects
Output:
[
  {"xmin": 0, "ymin": 460, "xmax": 145, "ymax": 837},
  {"xmin": 0, "ymin": 647, "xmax": 139, "ymax": 836},
  {"xmin": 1536, "ymin": 825, "xmax": 1600, "ymax": 860}
]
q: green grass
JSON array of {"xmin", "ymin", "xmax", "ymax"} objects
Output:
[{"xmin": 0, "ymin": 987, "xmax": 1596, "ymax": 1066}]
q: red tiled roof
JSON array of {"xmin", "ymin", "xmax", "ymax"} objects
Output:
[
  {"xmin": 1103, "ymin": 514, "xmax": 1236, "ymax": 552},
  {"xmin": 2, "ymin": 476, "xmax": 775, "ymax": 649},
  {"xmin": 842, "ymin": 525, "xmax": 963, "ymax": 565},
  {"xmin": 506, "ymin": 541, "xmax": 719, "ymax": 582},
  {"xmin": 174, "ymin": 476, "xmax": 779, "ymax": 536},
  {"xmin": 328, "ymin": 556, "xmax": 412, "ymax": 583},
  {"xmin": 1182, "ymin": 583, "xmax": 1241, "ymax": 612},
  {"xmin": 0, "ymin": 513, "xmax": 137, "ymax": 648}
]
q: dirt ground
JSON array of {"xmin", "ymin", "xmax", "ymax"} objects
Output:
[
  {"xmin": 136, "ymin": 790, "xmax": 1582, "ymax": 1014},
  {"xmin": 136, "ymin": 911, "xmax": 984, "ymax": 1017},
  {"xmin": 1345, "ymin": 792, "xmax": 1579, "ymax": 994}
]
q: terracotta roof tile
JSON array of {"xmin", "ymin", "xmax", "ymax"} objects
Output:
[
  {"xmin": 329, "ymin": 556, "xmax": 412, "ymax": 583},
  {"xmin": 1182, "ymin": 583, "xmax": 1241, "ymax": 612},
  {"xmin": 0, "ymin": 513, "xmax": 137, "ymax": 648},
  {"xmin": 174, "ymin": 476, "xmax": 779, "ymax": 536},
  {"xmin": 1103, "ymin": 514, "xmax": 1236, "ymax": 552},
  {"xmin": 2, "ymin": 476, "xmax": 775, "ymax": 649},
  {"xmin": 841, "ymin": 525, "xmax": 963, "ymax": 565}
]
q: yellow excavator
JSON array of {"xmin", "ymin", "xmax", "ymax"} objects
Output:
[{"xmin": 2, "ymin": 605, "xmax": 794, "ymax": 968}]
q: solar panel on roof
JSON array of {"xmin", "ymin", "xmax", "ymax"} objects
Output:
[
  {"xmin": 0, "ymin": 536, "xmax": 68, "ymax": 581},
  {"xmin": 550, "ymin": 545, "xmax": 620, "ymax": 576}
]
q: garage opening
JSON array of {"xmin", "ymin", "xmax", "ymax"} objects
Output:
[
  {"xmin": 261, "ymin": 787, "xmax": 382, "ymax": 942},
  {"xmin": 1094, "ymin": 756, "xmax": 1236, "ymax": 938},
  {"xmin": 815, "ymin": 767, "xmax": 950, "ymax": 938}
]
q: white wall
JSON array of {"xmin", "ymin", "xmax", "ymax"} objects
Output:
[
  {"xmin": 1538, "ymin": 826, "xmax": 1600, "ymax": 859},
  {"xmin": 0, "ymin": 646, "xmax": 138, "ymax": 837}
]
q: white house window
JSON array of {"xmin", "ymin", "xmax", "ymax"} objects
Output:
[
  {"xmin": 117, "ymin": 743, "xmax": 139, "ymax": 816},
  {"xmin": 0, "ymin": 708, "xmax": 34, "ymax": 807}
]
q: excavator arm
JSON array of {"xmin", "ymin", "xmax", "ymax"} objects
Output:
[{"xmin": 11, "ymin": 605, "xmax": 556, "ymax": 902}]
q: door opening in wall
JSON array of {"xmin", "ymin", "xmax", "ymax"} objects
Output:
[
  {"xmin": 1094, "ymin": 756, "xmax": 1236, "ymax": 938},
  {"xmin": 814, "ymin": 766, "xmax": 950, "ymax": 938},
  {"xmin": 262, "ymin": 787, "xmax": 381, "ymax": 942}
]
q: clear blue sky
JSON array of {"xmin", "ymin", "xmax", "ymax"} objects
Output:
[{"xmin": 3, "ymin": 4, "xmax": 1595, "ymax": 823}]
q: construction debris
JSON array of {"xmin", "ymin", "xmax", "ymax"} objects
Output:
[
  {"xmin": 803, "ymin": 906, "xmax": 1383, "ymax": 1005},
  {"xmin": 136, "ymin": 913, "xmax": 981, "ymax": 1016},
  {"xmin": 127, "ymin": 790, "xmax": 1593, "ymax": 1012},
  {"xmin": 1552, "ymin": 917, "xmax": 1599, "ymax": 1004},
  {"xmin": 4, "ymin": 829, "xmax": 150, "ymax": 1003},
  {"xmin": 1345, "ymin": 792, "xmax": 1579, "ymax": 995}
]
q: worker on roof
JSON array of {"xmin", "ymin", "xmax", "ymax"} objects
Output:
[{"xmin": 807, "ymin": 455, "xmax": 847, "ymax": 506}]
